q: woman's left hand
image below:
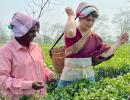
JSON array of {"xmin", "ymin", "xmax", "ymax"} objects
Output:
[{"xmin": 119, "ymin": 32, "xmax": 129, "ymax": 44}]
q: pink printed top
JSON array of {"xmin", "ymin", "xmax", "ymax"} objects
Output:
[
  {"xmin": 0, "ymin": 39, "xmax": 53, "ymax": 100},
  {"xmin": 65, "ymin": 28, "xmax": 110, "ymax": 58}
]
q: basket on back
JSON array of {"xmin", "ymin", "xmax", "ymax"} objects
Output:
[
  {"xmin": 49, "ymin": 33, "xmax": 64, "ymax": 74},
  {"xmin": 49, "ymin": 30, "xmax": 88, "ymax": 73},
  {"xmin": 49, "ymin": 12, "xmax": 80, "ymax": 73},
  {"xmin": 50, "ymin": 46, "xmax": 65, "ymax": 73}
]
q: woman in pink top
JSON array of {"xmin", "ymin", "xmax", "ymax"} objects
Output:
[
  {"xmin": 57, "ymin": 2, "xmax": 129, "ymax": 88},
  {"xmin": 0, "ymin": 12, "xmax": 54, "ymax": 100}
]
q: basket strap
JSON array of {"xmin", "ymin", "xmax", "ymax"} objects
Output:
[
  {"xmin": 49, "ymin": 33, "xmax": 64, "ymax": 58},
  {"xmin": 65, "ymin": 33, "xmax": 89, "ymax": 56},
  {"xmin": 49, "ymin": 6, "xmax": 93, "ymax": 58},
  {"xmin": 49, "ymin": 16, "xmax": 78, "ymax": 54},
  {"xmin": 49, "ymin": 17, "xmax": 80, "ymax": 58}
]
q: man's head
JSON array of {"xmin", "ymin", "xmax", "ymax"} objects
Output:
[
  {"xmin": 10, "ymin": 12, "xmax": 40, "ymax": 38},
  {"xmin": 9, "ymin": 12, "xmax": 40, "ymax": 47},
  {"xmin": 15, "ymin": 25, "xmax": 38, "ymax": 44}
]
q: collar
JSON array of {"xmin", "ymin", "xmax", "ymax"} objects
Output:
[{"xmin": 12, "ymin": 39, "xmax": 37, "ymax": 51}]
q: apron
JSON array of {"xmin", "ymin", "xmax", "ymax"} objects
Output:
[{"xmin": 60, "ymin": 58, "xmax": 94, "ymax": 81}]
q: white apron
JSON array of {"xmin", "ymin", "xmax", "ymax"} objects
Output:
[{"xmin": 60, "ymin": 58, "xmax": 94, "ymax": 81}]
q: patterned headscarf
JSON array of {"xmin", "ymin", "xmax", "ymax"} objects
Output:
[
  {"xmin": 76, "ymin": 2, "xmax": 98, "ymax": 18},
  {"xmin": 9, "ymin": 12, "xmax": 40, "ymax": 37}
]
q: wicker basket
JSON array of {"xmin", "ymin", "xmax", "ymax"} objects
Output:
[
  {"xmin": 49, "ymin": 15, "xmax": 79, "ymax": 74},
  {"xmin": 50, "ymin": 46, "xmax": 65, "ymax": 73}
]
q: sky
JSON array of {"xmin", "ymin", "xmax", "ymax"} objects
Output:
[{"xmin": 0, "ymin": 0, "xmax": 129, "ymax": 36}]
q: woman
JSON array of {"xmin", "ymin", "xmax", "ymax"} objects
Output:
[
  {"xmin": 0, "ymin": 12, "xmax": 54, "ymax": 100},
  {"xmin": 57, "ymin": 2, "xmax": 129, "ymax": 88}
]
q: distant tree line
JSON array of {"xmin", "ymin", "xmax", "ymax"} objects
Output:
[{"xmin": 0, "ymin": 0, "xmax": 130, "ymax": 44}]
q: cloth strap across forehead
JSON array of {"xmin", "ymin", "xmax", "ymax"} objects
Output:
[
  {"xmin": 81, "ymin": 7, "xmax": 97, "ymax": 16},
  {"xmin": 76, "ymin": 2, "xmax": 98, "ymax": 18},
  {"xmin": 77, "ymin": 6, "xmax": 98, "ymax": 18}
]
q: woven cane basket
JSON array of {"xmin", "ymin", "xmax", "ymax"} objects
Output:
[
  {"xmin": 49, "ymin": 14, "xmax": 80, "ymax": 74},
  {"xmin": 50, "ymin": 46, "xmax": 65, "ymax": 73}
]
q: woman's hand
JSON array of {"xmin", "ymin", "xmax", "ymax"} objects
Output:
[
  {"xmin": 64, "ymin": 7, "xmax": 76, "ymax": 38},
  {"xmin": 65, "ymin": 7, "xmax": 75, "ymax": 16},
  {"xmin": 119, "ymin": 32, "xmax": 129, "ymax": 44},
  {"xmin": 100, "ymin": 32, "xmax": 129, "ymax": 58}
]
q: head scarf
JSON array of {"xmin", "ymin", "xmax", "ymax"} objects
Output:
[
  {"xmin": 9, "ymin": 12, "xmax": 40, "ymax": 37},
  {"xmin": 76, "ymin": 2, "xmax": 98, "ymax": 18}
]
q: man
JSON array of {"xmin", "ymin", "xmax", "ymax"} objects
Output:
[{"xmin": 0, "ymin": 12, "xmax": 54, "ymax": 100}]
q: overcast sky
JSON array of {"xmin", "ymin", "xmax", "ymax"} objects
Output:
[
  {"xmin": 0, "ymin": 0, "xmax": 128, "ymax": 23},
  {"xmin": 0, "ymin": 0, "xmax": 129, "ymax": 37}
]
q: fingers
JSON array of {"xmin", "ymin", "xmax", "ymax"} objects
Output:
[
  {"xmin": 32, "ymin": 81, "xmax": 44, "ymax": 90},
  {"xmin": 65, "ymin": 7, "xmax": 72, "ymax": 11},
  {"xmin": 37, "ymin": 81, "xmax": 44, "ymax": 84},
  {"xmin": 123, "ymin": 32, "xmax": 128, "ymax": 37},
  {"xmin": 47, "ymin": 73, "xmax": 54, "ymax": 81},
  {"xmin": 37, "ymin": 81, "xmax": 44, "ymax": 87},
  {"xmin": 120, "ymin": 32, "xmax": 129, "ymax": 44},
  {"xmin": 123, "ymin": 32, "xmax": 129, "ymax": 40},
  {"xmin": 65, "ymin": 7, "xmax": 75, "ymax": 16}
]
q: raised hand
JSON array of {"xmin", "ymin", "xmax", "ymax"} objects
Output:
[
  {"xmin": 65, "ymin": 7, "xmax": 75, "ymax": 16},
  {"xmin": 119, "ymin": 32, "xmax": 129, "ymax": 44},
  {"xmin": 32, "ymin": 81, "xmax": 44, "ymax": 90}
]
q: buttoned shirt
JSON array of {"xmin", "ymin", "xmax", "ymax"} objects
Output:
[{"xmin": 0, "ymin": 39, "xmax": 53, "ymax": 100}]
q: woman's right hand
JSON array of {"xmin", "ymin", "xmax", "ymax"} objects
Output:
[
  {"xmin": 64, "ymin": 7, "xmax": 76, "ymax": 38},
  {"xmin": 32, "ymin": 81, "xmax": 44, "ymax": 90},
  {"xmin": 65, "ymin": 7, "xmax": 75, "ymax": 16}
]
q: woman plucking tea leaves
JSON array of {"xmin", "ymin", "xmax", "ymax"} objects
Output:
[
  {"xmin": 0, "ymin": 12, "xmax": 56, "ymax": 100},
  {"xmin": 57, "ymin": 2, "xmax": 129, "ymax": 88}
]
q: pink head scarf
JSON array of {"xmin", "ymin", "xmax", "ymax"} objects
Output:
[
  {"xmin": 76, "ymin": 2, "xmax": 98, "ymax": 18},
  {"xmin": 10, "ymin": 12, "xmax": 40, "ymax": 37}
]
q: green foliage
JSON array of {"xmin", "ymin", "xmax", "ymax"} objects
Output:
[
  {"xmin": 40, "ymin": 44, "xmax": 54, "ymax": 70},
  {"xmin": 0, "ymin": 44, "xmax": 130, "ymax": 99},
  {"xmin": 40, "ymin": 44, "xmax": 130, "ymax": 99},
  {"xmin": 43, "ymin": 73, "xmax": 130, "ymax": 100},
  {"xmin": 95, "ymin": 44, "xmax": 130, "ymax": 80}
]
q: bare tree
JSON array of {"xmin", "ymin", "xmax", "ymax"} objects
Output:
[
  {"xmin": 92, "ymin": 15, "xmax": 109, "ymax": 33},
  {"xmin": 50, "ymin": 23, "xmax": 64, "ymax": 44},
  {"xmin": 128, "ymin": 0, "xmax": 130, "ymax": 3},
  {"xmin": 112, "ymin": 8, "xmax": 130, "ymax": 34},
  {"xmin": 41, "ymin": 22, "xmax": 64, "ymax": 44},
  {"xmin": 34, "ymin": 22, "xmax": 64, "ymax": 44},
  {"xmin": 0, "ymin": 24, "xmax": 8, "ymax": 43},
  {"xmin": 40, "ymin": 22, "xmax": 52, "ymax": 43},
  {"xmin": 25, "ymin": 0, "xmax": 63, "ymax": 44},
  {"xmin": 92, "ymin": 14, "xmax": 111, "ymax": 42},
  {"xmin": 33, "ymin": 22, "xmax": 51, "ymax": 44},
  {"xmin": 25, "ymin": 0, "xmax": 62, "ymax": 19}
]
